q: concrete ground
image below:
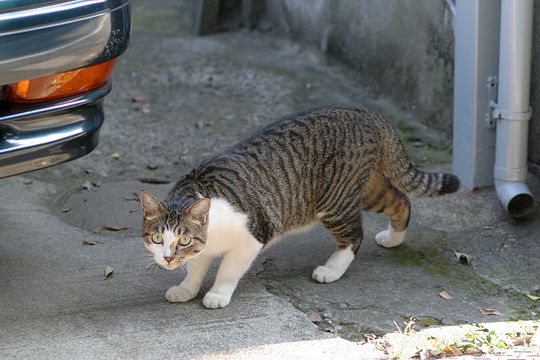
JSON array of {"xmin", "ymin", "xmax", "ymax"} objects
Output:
[{"xmin": 1, "ymin": 0, "xmax": 539, "ymax": 359}]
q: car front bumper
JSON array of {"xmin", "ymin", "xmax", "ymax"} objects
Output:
[
  {"xmin": 0, "ymin": 83, "xmax": 111, "ymax": 178},
  {"xmin": 0, "ymin": 0, "xmax": 131, "ymax": 178}
]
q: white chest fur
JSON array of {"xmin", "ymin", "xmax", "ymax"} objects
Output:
[{"xmin": 201, "ymin": 198, "xmax": 259, "ymax": 257}]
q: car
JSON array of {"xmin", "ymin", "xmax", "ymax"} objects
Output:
[{"xmin": 0, "ymin": 0, "xmax": 131, "ymax": 179}]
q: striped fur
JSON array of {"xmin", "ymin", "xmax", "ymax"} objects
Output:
[
  {"xmin": 166, "ymin": 106, "xmax": 459, "ymax": 252},
  {"xmin": 140, "ymin": 106, "xmax": 460, "ymax": 307}
]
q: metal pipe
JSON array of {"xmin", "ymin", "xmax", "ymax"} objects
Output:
[{"xmin": 494, "ymin": 0, "xmax": 535, "ymax": 217}]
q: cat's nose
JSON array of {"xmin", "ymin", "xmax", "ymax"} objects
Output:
[{"xmin": 163, "ymin": 256, "xmax": 174, "ymax": 263}]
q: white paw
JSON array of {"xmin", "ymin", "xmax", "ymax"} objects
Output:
[
  {"xmin": 202, "ymin": 291, "xmax": 231, "ymax": 309},
  {"xmin": 165, "ymin": 286, "xmax": 197, "ymax": 303},
  {"xmin": 375, "ymin": 229, "xmax": 405, "ymax": 248},
  {"xmin": 312, "ymin": 265, "xmax": 341, "ymax": 283}
]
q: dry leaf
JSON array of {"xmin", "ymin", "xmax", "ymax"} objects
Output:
[
  {"xmin": 60, "ymin": 207, "xmax": 71, "ymax": 213},
  {"xmin": 132, "ymin": 95, "xmax": 145, "ymax": 102},
  {"xmin": 110, "ymin": 152, "xmax": 121, "ymax": 160},
  {"xmin": 138, "ymin": 177, "xmax": 171, "ymax": 184},
  {"xmin": 454, "ymin": 250, "xmax": 472, "ymax": 265},
  {"xmin": 104, "ymin": 265, "xmax": 113, "ymax": 279},
  {"xmin": 83, "ymin": 180, "xmax": 94, "ymax": 191},
  {"xmin": 95, "ymin": 226, "xmax": 129, "ymax": 232},
  {"xmin": 526, "ymin": 294, "xmax": 540, "ymax": 301},
  {"xmin": 418, "ymin": 349, "xmax": 431, "ymax": 360},
  {"xmin": 146, "ymin": 163, "xmax": 159, "ymax": 170},
  {"xmin": 23, "ymin": 179, "xmax": 33, "ymax": 185},
  {"xmin": 444, "ymin": 345, "xmax": 463, "ymax": 356},
  {"xmin": 83, "ymin": 240, "xmax": 96, "ymax": 246},
  {"xmin": 439, "ymin": 290, "xmax": 453, "ymax": 300},
  {"xmin": 129, "ymin": 209, "xmax": 138, "ymax": 213},
  {"xmin": 195, "ymin": 120, "xmax": 205, "ymax": 129},
  {"xmin": 307, "ymin": 312, "xmax": 322, "ymax": 324},
  {"xmin": 464, "ymin": 348, "xmax": 481, "ymax": 355},
  {"xmin": 141, "ymin": 105, "xmax": 151, "ymax": 114},
  {"xmin": 480, "ymin": 307, "xmax": 502, "ymax": 316},
  {"xmin": 511, "ymin": 335, "xmax": 531, "ymax": 346}
]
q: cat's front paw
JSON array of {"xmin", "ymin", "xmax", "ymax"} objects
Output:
[
  {"xmin": 165, "ymin": 286, "xmax": 197, "ymax": 303},
  {"xmin": 202, "ymin": 291, "xmax": 231, "ymax": 309},
  {"xmin": 375, "ymin": 228, "xmax": 405, "ymax": 248},
  {"xmin": 312, "ymin": 266, "xmax": 341, "ymax": 283}
]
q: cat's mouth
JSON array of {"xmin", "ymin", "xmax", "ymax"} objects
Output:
[{"xmin": 158, "ymin": 259, "xmax": 184, "ymax": 270}]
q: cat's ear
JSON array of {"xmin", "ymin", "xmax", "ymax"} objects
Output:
[
  {"xmin": 139, "ymin": 190, "xmax": 166, "ymax": 220},
  {"xmin": 186, "ymin": 198, "xmax": 211, "ymax": 225}
]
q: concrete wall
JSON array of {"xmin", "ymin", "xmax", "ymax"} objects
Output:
[
  {"xmin": 528, "ymin": 5, "xmax": 540, "ymax": 166},
  {"xmin": 261, "ymin": 0, "xmax": 540, "ymax": 166},
  {"xmin": 263, "ymin": 0, "xmax": 455, "ymax": 137}
]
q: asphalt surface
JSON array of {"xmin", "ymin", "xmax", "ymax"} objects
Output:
[{"xmin": 1, "ymin": 0, "xmax": 539, "ymax": 359}]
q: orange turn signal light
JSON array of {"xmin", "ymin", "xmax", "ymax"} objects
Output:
[{"xmin": 6, "ymin": 59, "xmax": 117, "ymax": 103}]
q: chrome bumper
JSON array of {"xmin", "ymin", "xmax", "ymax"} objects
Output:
[{"xmin": 0, "ymin": 84, "xmax": 111, "ymax": 178}]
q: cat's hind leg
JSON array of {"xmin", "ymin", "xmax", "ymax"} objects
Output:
[
  {"xmin": 365, "ymin": 184, "xmax": 410, "ymax": 248},
  {"xmin": 314, "ymin": 203, "xmax": 362, "ymax": 284}
]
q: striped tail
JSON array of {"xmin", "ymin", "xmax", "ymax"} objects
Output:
[{"xmin": 382, "ymin": 122, "xmax": 460, "ymax": 197}]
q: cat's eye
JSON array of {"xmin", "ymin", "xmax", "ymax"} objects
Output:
[
  {"xmin": 178, "ymin": 235, "xmax": 191, "ymax": 246},
  {"xmin": 151, "ymin": 233, "xmax": 163, "ymax": 244}
]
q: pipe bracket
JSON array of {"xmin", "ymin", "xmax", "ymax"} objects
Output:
[{"xmin": 491, "ymin": 105, "xmax": 532, "ymax": 122}]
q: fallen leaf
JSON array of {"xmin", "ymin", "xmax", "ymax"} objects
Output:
[
  {"xmin": 444, "ymin": 345, "xmax": 463, "ymax": 356},
  {"xmin": 95, "ymin": 226, "xmax": 129, "ymax": 232},
  {"xmin": 124, "ymin": 192, "xmax": 140, "ymax": 202},
  {"xmin": 454, "ymin": 250, "xmax": 472, "ymax": 265},
  {"xmin": 132, "ymin": 95, "xmax": 145, "ymax": 102},
  {"xmin": 511, "ymin": 335, "xmax": 531, "ymax": 346},
  {"xmin": 439, "ymin": 290, "xmax": 453, "ymax": 300},
  {"xmin": 110, "ymin": 152, "xmax": 121, "ymax": 160},
  {"xmin": 480, "ymin": 307, "xmax": 502, "ymax": 316},
  {"xmin": 141, "ymin": 105, "xmax": 151, "ymax": 114},
  {"xmin": 195, "ymin": 120, "xmax": 205, "ymax": 129},
  {"xmin": 418, "ymin": 349, "xmax": 431, "ymax": 360},
  {"xmin": 138, "ymin": 177, "xmax": 171, "ymax": 184},
  {"xmin": 60, "ymin": 207, "xmax": 71, "ymax": 213},
  {"xmin": 307, "ymin": 312, "xmax": 322, "ymax": 324},
  {"xmin": 23, "ymin": 179, "xmax": 33, "ymax": 185},
  {"xmin": 527, "ymin": 294, "xmax": 540, "ymax": 301},
  {"xmin": 129, "ymin": 209, "xmax": 138, "ymax": 213},
  {"xmin": 146, "ymin": 163, "xmax": 159, "ymax": 170},
  {"xmin": 84, "ymin": 169, "xmax": 93, "ymax": 174},
  {"xmin": 83, "ymin": 240, "xmax": 96, "ymax": 246},
  {"xmin": 104, "ymin": 265, "xmax": 114, "ymax": 279},
  {"xmin": 83, "ymin": 180, "xmax": 94, "ymax": 191},
  {"xmin": 464, "ymin": 348, "xmax": 481, "ymax": 355}
]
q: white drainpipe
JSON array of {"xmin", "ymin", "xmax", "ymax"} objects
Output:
[{"xmin": 493, "ymin": 0, "xmax": 535, "ymax": 217}]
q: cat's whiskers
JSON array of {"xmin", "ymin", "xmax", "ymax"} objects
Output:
[{"xmin": 135, "ymin": 256, "xmax": 162, "ymax": 275}]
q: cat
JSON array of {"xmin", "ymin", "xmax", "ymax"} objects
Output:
[{"xmin": 139, "ymin": 106, "xmax": 460, "ymax": 309}]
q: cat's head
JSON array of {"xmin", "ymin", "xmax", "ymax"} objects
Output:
[{"xmin": 138, "ymin": 190, "xmax": 210, "ymax": 270}]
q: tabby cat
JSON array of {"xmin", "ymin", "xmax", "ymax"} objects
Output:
[{"xmin": 139, "ymin": 106, "xmax": 459, "ymax": 309}]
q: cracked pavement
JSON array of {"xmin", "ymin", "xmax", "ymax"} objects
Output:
[{"xmin": 1, "ymin": 0, "xmax": 539, "ymax": 358}]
